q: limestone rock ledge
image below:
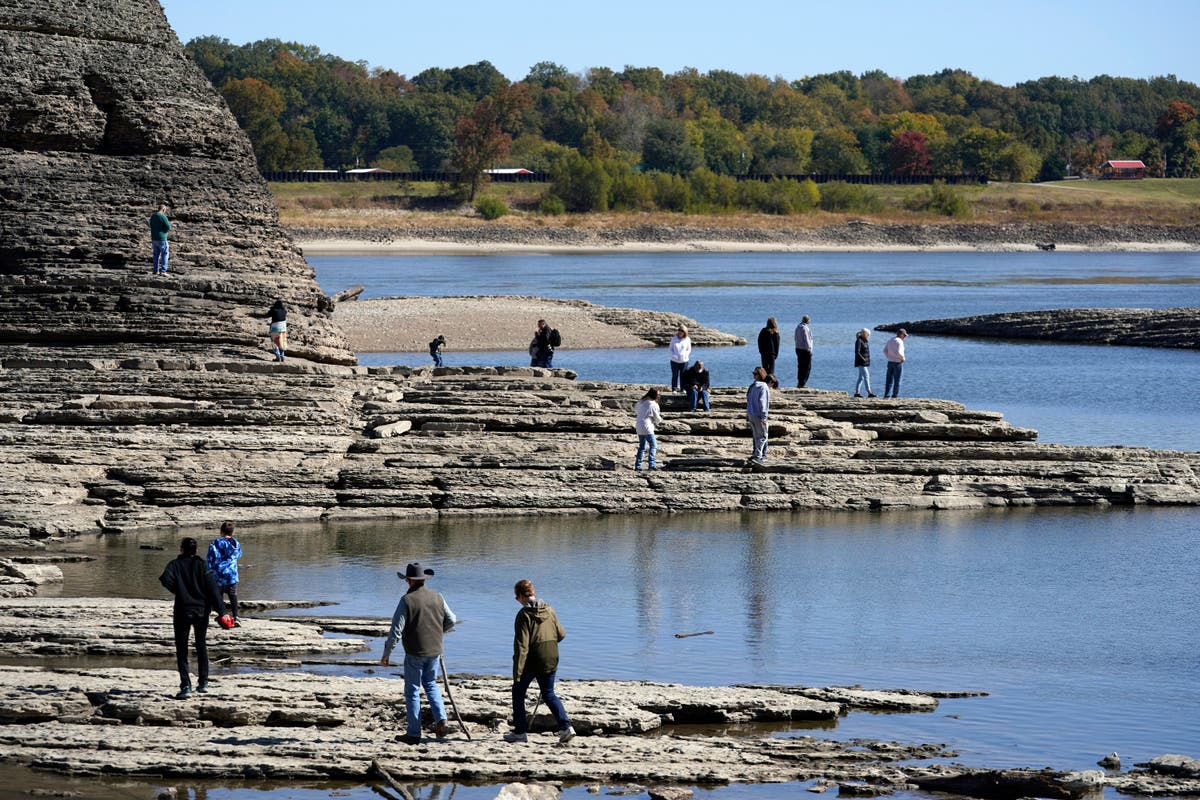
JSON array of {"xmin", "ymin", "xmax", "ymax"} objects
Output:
[
  {"xmin": 878, "ymin": 308, "xmax": 1200, "ymax": 349},
  {"xmin": 2, "ymin": 358, "xmax": 1200, "ymax": 547}
]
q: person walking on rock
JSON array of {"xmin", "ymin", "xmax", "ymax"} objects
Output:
[
  {"xmin": 883, "ymin": 329, "xmax": 908, "ymax": 399},
  {"xmin": 159, "ymin": 537, "xmax": 226, "ymax": 699},
  {"xmin": 206, "ymin": 521, "xmax": 242, "ymax": 626},
  {"xmin": 268, "ymin": 299, "xmax": 288, "ymax": 362},
  {"xmin": 429, "ymin": 334, "xmax": 446, "ymax": 367},
  {"xmin": 681, "ymin": 360, "xmax": 711, "ymax": 412},
  {"xmin": 794, "ymin": 315, "xmax": 813, "ymax": 388},
  {"xmin": 758, "ymin": 318, "xmax": 780, "ymax": 376},
  {"xmin": 668, "ymin": 326, "xmax": 692, "ymax": 392},
  {"xmin": 634, "ymin": 388, "xmax": 665, "ymax": 471},
  {"xmin": 150, "ymin": 202, "xmax": 171, "ymax": 275},
  {"xmin": 746, "ymin": 366, "xmax": 771, "ymax": 465},
  {"xmin": 381, "ymin": 562, "xmax": 457, "ymax": 744},
  {"xmin": 504, "ymin": 579, "xmax": 576, "ymax": 744},
  {"xmin": 531, "ymin": 319, "xmax": 556, "ymax": 368},
  {"xmin": 853, "ymin": 329, "xmax": 876, "ymax": 398}
]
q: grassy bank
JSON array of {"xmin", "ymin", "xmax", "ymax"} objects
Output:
[{"xmin": 271, "ymin": 178, "xmax": 1200, "ymax": 229}]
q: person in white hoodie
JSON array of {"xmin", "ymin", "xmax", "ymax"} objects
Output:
[
  {"xmin": 668, "ymin": 326, "xmax": 692, "ymax": 392},
  {"xmin": 634, "ymin": 388, "xmax": 665, "ymax": 470}
]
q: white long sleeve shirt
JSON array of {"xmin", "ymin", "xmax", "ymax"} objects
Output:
[
  {"xmin": 668, "ymin": 335, "xmax": 692, "ymax": 364},
  {"xmin": 883, "ymin": 336, "xmax": 906, "ymax": 363},
  {"xmin": 635, "ymin": 399, "xmax": 664, "ymax": 435}
]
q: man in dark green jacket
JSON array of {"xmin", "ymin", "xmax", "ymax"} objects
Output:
[
  {"xmin": 505, "ymin": 578, "xmax": 575, "ymax": 743},
  {"xmin": 150, "ymin": 202, "xmax": 171, "ymax": 275}
]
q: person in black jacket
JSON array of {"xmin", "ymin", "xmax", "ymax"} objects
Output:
[
  {"xmin": 160, "ymin": 537, "xmax": 226, "ymax": 699},
  {"xmin": 268, "ymin": 299, "xmax": 287, "ymax": 362},
  {"xmin": 853, "ymin": 328, "xmax": 877, "ymax": 398},
  {"xmin": 681, "ymin": 360, "xmax": 711, "ymax": 412},
  {"xmin": 757, "ymin": 317, "xmax": 780, "ymax": 375}
]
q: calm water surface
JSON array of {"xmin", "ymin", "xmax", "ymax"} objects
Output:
[{"xmin": 314, "ymin": 251, "xmax": 1200, "ymax": 450}]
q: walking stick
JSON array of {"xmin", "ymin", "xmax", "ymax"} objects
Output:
[{"xmin": 438, "ymin": 654, "xmax": 471, "ymax": 740}]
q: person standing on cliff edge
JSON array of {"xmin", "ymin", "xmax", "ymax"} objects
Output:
[
  {"xmin": 794, "ymin": 315, "xmax": 813, "ymax": 388},
  {"xmin": 381, "ymin": 562, "xmax": 457, "ymax": 744},
  {"xmin": 150, "ymin": 202, "xmax": 171, "ymax": 275},
  {"xmin": 159, "ymin": 537, "xmax": 226, "ymax": 699}
]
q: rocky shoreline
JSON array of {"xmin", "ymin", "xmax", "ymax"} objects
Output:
[
  {"xmin": 878, "ymin": 308, "xmax": 1200, "ymax": 349},
  {"xmin": 291, "ymin": 222, "xmax": 1200, "ymax": 253}
]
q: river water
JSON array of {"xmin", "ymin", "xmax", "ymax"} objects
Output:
[{"xmin": 30, "ymin": 252, "xmax": 1200, "ymax": 799}]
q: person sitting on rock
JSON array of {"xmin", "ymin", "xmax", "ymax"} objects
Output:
[
  {"xmin": 429, "ymin": 334, "xmax": 446, "ymax": 367},
  {"xmin": 206, "ymin": 521, "xmax": 242, "ymax": 626},
  {"xmin": 681, "ymin": 360, "xmax": 711, "ymax": 412},
  {"xmin": 505, "ymin": 579, "xmax": 575, "ymax": 744},
  {"xmin": 159, "ymin": 537, "xmax": 226, "ymax": 699},
  {"xmin": 268, "ymin": 299, "xmax": 288, "ymax": 362}
]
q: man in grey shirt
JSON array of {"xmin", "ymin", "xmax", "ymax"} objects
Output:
[
  {"xmin": 381, "ymin": 562, "xmax": 457, "ymax": 743},
  {"xmin": 794, "ymin": 315, "xmax": 813, "ymax": 388}
]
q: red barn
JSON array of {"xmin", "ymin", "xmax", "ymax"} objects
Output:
[{"xmin": 1101, "ymin": 160, "xmax": 1146, "ymax": 179}]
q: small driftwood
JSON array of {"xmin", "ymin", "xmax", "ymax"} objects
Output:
[
  {"xmin": 371, "ymin": 759, "xmax": 416, "ymax": 800},
  {"xmin": 674, "ymin": 630, "xmax": 715, "ymax": 639}
]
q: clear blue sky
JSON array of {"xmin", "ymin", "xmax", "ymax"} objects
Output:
[{"xmin": 160, "ymin": 0, "xmax": 1198, "ymax": 87}]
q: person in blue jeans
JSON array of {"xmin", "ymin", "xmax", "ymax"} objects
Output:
[
  {"xmin": 634, "ymin": 388, "xmax": 665, "ymax": 470},
  {"xmin": 429, "ymin": 335, "xmax": 446, "ymax": 367},
  {"xmin": 505, "ymin": 579, "xmax": 575, "ymax": 744},
  {"xmin": 882, "ymin": 329, "xmax": 908, "ymax": 398},
  {"xmin": 681, "ymin": 360, "xmax": 711, "ymax": 411},
  {"xmin": 381, "ymin": 562, "xmax": 457, "ymax": 744},
  {"xmin": 150, "ymin": 203, "xmax": 171, "ymax": 275}
]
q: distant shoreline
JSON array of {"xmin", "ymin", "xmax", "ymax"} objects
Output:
[{"xmin": 293, "ymin": 221, "xmax": 1200, "ymax": 255}]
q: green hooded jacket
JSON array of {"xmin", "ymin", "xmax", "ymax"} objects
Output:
[{"xmin": 513, "ymin": 598, "xmax": 565, "ymax": 681}]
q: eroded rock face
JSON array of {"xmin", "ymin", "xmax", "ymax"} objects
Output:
[
  {"xmin": 878, "ymin": 308, "xmax": 1200, "ymax": 349},
  {"xmin": 0, "ymin": 0, "xmax": 352, "ymax": 364}
]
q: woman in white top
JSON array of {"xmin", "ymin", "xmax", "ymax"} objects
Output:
[
  {"xmin": 634, "ymin": 388, "xmax": 665, "ymax": 471},
  {"xmin": 668, "ymin": 326, "xmax": 692, "ymax": 392}
]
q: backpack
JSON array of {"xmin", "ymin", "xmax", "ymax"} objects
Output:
[{"xmin": 549, "ymin": 328, "xmax": 562, "ymax": 348}]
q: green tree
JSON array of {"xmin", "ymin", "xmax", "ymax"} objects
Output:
[
  {"xmin": 550, "ymin": 153, "xmax": 612, "ymax": 211},
  {"xmin": 642, "ymin": 118, "xmax": 703, "ymax": 174},
  {"xmin": 811, "ymin": 128, "xmax": 868, "ymax": 173}
]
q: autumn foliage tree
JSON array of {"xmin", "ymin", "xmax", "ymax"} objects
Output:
[
  {"xmin": 1156, "ymin": 100, "xmax": 1200, "ymax": 177},
  {"xmin": 889, "ymin": 130, "xmax": 931, "ymax": 175},
  {"xmin": 450, "ymin": 83, "xmax": 531, "ymax": 200}
]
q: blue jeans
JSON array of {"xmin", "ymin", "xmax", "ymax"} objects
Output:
[
  {"xmin": 404, "ymin": 654, "xmax": 447, "ymax": 736},
  {"xmin": 635, "ymin": 434, "xmax": 657, "ymax": 469},
  {"xmin": 534, "ymin": 350, "xmax": 554, "ymax": 368},
  {"xmin": 152, "ymin": 240, "xmax": 169, "ymax": 273},
  {"xmin": 432, "ymin": 352, "xmax": 444, "ymax": 367},
  {"xmin": 855, "ymin": 366, "xmax": 872, "ymax": 395},
  {"xmin": 670, "ymin": 360, "xmax": 688, "ymax": 391},
  {"xmin": 512, "ymin": 669, "xmax": 570, "ymax": 734},
  {"xmin": 687, "ymin": 387, "xmax": 710, "ymax": 411},
  {"xmin": 884, "ymin": 362, "xmax": 903, "ymax": 398}
]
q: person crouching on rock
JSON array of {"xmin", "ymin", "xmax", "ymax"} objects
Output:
[
  {"xmin": 159, "ymin": 536, "xmax": 227, "ymax": 699},
  {"xmin": 206, "ymin": 521, "xmax": 242, "ymax": 626},
  {"xmin": 381, "ymin": 562, "xmax": 457, "ymax": 744},
  {"xmin": 268, "ymin": 299, "xmax": 287, "ymax": 362},
  {"xmin": 430, "ymin": 334, "xmax": 446, "ymax": 367},
  {"xmin": 505, "ymin": 579, "xmax": 575, "ymax": 744}
]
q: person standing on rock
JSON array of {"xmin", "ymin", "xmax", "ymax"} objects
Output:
[
  {"xmin": 668, "ymin": 325, "xmax": 692, "ymax": 392},
  {"xmin": 746, "ymin": 366, "xmax": 770, "ymax": 465},
  {"xmin": 429, "ymin": 334, "xmax": 446, "ymax": 367},
  {"xmin": 883, "ymin": 329, "xmax": 908, "ymax": 399},
  {"xmin": 532, "ymin": 319, "xmax": 555, "ymax": 368},
  {"xmin": 149, "ymin": 202, "xmax": 171, "ymax": 275},
  {"xmin": 159, "ymin": 536, "xmax": 227, "ymax": 699},
  {"xmin": 634, "ymin": 388, "xmax": 665, "ymax": 470},
  {"xmin": 758, "ymin": 318, "xmax": 780, "ymax": 376},
  {"xmin": 206, "ymin": 521, "xmax": 242, "ymax": 626},
  {"xmin": 794, "ymin": 315, "xmax": 813, "ymax": 388},
  {"xmin": 505, "ymin": 578, "xmax": 576, "ymax": 744},
  {"xmin": 681, "ymin": 360, "xmax": 711, "ymax": 412},
  {"xmin": 853, "ymin": 329, "xmax": 877, "ymax": 398},
  {"xmin": 268, "ymin": 299, "xmax": 287, "ymax": 362},
  {"xmin": 381, "ymin": 562, "xmax": 457, "ymax": 744}
]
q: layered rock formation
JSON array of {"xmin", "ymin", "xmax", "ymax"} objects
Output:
[
  {"xmin": 0, "ymin": 0, "xmax": 352, "ymax": 364},
  {"xmin": 878, "ymin": 308, "xmax": 1200, "ymax": 349}
]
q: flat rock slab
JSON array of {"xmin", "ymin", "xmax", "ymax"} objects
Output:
[{"xmin": 878, "ymin": 308, "xmax": 1200, "ymax": 349}]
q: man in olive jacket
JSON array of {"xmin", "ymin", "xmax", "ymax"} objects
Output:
[
  {"xmin": 505, "ymin": 578, "xmax": 575, "ymax": 743},
  {"xmin": 381, "ymin": 562, "xmax": 457, "ymax": 744}
]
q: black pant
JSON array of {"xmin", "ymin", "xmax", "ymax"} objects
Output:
[
  {"xmin": 795, "ymin": 348, "xmax": 812, "ymax": 387},
  {"xmin": 760, "ymin": 352, "xmax": 776, "ymax": 376},
  {"xmin": 220, "ymin": 583, "xmax": 239, "ymax": 619},
  {"xmin": 173, "ymin": 613, "xmax": 209, "ymax": 688}
]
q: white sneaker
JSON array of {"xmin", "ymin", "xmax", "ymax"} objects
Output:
[
  {"xmin": 503, "ymin": 731, "xmax": 528, "ymax": 743},
  {"xmin": 558, "ymin": 726, "xmax": 576, "ymax": 743}
]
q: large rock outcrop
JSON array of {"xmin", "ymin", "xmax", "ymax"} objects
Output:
[
  {"xmin": 0, "ymin": 0, "xmax": 352, "ymax": 364},
  {"xmin": 878, "ymin": 308, "xmax": 1200, "ymax": 349}
]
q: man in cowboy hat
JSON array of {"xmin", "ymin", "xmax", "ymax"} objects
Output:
[{"xmin": 381, "ymin": 562, "xmax": 457, "ymax": 744}]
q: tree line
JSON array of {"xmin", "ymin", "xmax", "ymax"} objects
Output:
[{"xmin": 186, "ymin": 37, "xmax": 1200, "ymax": 199}]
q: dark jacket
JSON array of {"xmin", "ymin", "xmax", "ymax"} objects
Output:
[
  {"xmin": 533, "ymin": 326, "xmax": 554, "ymax": 356},
  {"xmin": 268, "ymin": 304, "xmax": 287, "ymax": 323},
  {"xmin": 513, "ymin": 598, "xmax": 565, "ymax": 680},
  {"xmin": 159, "ymin": 554, "xmax": 225, "ymax": 619},
  {"xmin": 681, "ymin": 363, "xmax": 710, "ymax": 390},
  {"xmin": 854, "ymin": 337, "xmax": 871, "ymax": 367},
  {"xmin": 757, "ymin": 328, "xmax": 780, "ymax": 359}
]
